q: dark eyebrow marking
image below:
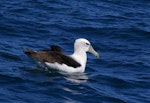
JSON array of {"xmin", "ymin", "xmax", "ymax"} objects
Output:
[{"xmin": 86, "ymin": 43, "xmax": 90, "ymax": 45}]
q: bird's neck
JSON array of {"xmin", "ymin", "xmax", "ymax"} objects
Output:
[{"xmin": 71, "ymin": 49, "xmax": 87, "ymax": 69}]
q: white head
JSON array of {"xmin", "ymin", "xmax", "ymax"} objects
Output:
[{"xmin": 74, "ymin": 38, "xmax": 99, "ymax": 58}]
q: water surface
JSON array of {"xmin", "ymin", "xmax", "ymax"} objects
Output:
[{"xmin": 0, "ymin": 0, "xmax": 150, "ymax": 103}]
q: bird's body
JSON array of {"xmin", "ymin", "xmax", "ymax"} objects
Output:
[{"xmin": 24, "ymin": 38, "xmax": 99, "ymax": 73}]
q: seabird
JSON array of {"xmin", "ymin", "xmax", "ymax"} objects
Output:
[{"xmin": 24, "ymin": 38, "xmax": 99, "ymax": 73}]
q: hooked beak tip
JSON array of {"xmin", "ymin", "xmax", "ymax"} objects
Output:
[{"xmin": 95, "ymin": 53, "xmax": 100, "ymax": 58}]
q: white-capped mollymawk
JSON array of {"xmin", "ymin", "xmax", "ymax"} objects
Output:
[{"xmin": 24, "ymin": 38, "xmax": 99, "ymax": 73}]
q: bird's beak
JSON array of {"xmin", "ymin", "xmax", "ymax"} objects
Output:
[{"xmin": 88, "ymin": 45, "xmax": 100, "ymax": 58}]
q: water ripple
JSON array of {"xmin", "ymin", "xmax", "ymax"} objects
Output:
[{"xmin": 0, "ymin": 0, "xmax": 150, "ymax": 103}]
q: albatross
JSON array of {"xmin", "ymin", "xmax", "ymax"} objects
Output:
[{"xmin": 24, "ymin": 38, "xmax": 99, "ymax": 73}]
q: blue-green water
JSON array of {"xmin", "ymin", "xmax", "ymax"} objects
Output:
[{"xmin": 0, "ymin": 0, "xmax": 150, "ymax": 103}]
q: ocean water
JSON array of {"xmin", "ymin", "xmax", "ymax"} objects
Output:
[{"xmin": 0, "ymin": 0, "xmax": 150, "ymax": 103}]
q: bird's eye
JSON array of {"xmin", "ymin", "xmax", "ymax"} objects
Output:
[{"xmin": 86, "ymin": 43, "xmax": 90, "ymax": 45}]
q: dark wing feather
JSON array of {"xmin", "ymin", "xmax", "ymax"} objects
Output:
[
  {"xmin": 24, "ymin": 49, "xmax": 81, "ymax": 68},
  {"xmin": 38, "ymin": 45, "xmax": 63, "ymax": 53},
  {"xmin": 50, "ymin": 45, "xmax": 63, "ymax": 52}
]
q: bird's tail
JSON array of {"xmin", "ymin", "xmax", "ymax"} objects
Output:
[{"xmin": 24, "ymin": 48, "xmax": 34, "ymax": 56}]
